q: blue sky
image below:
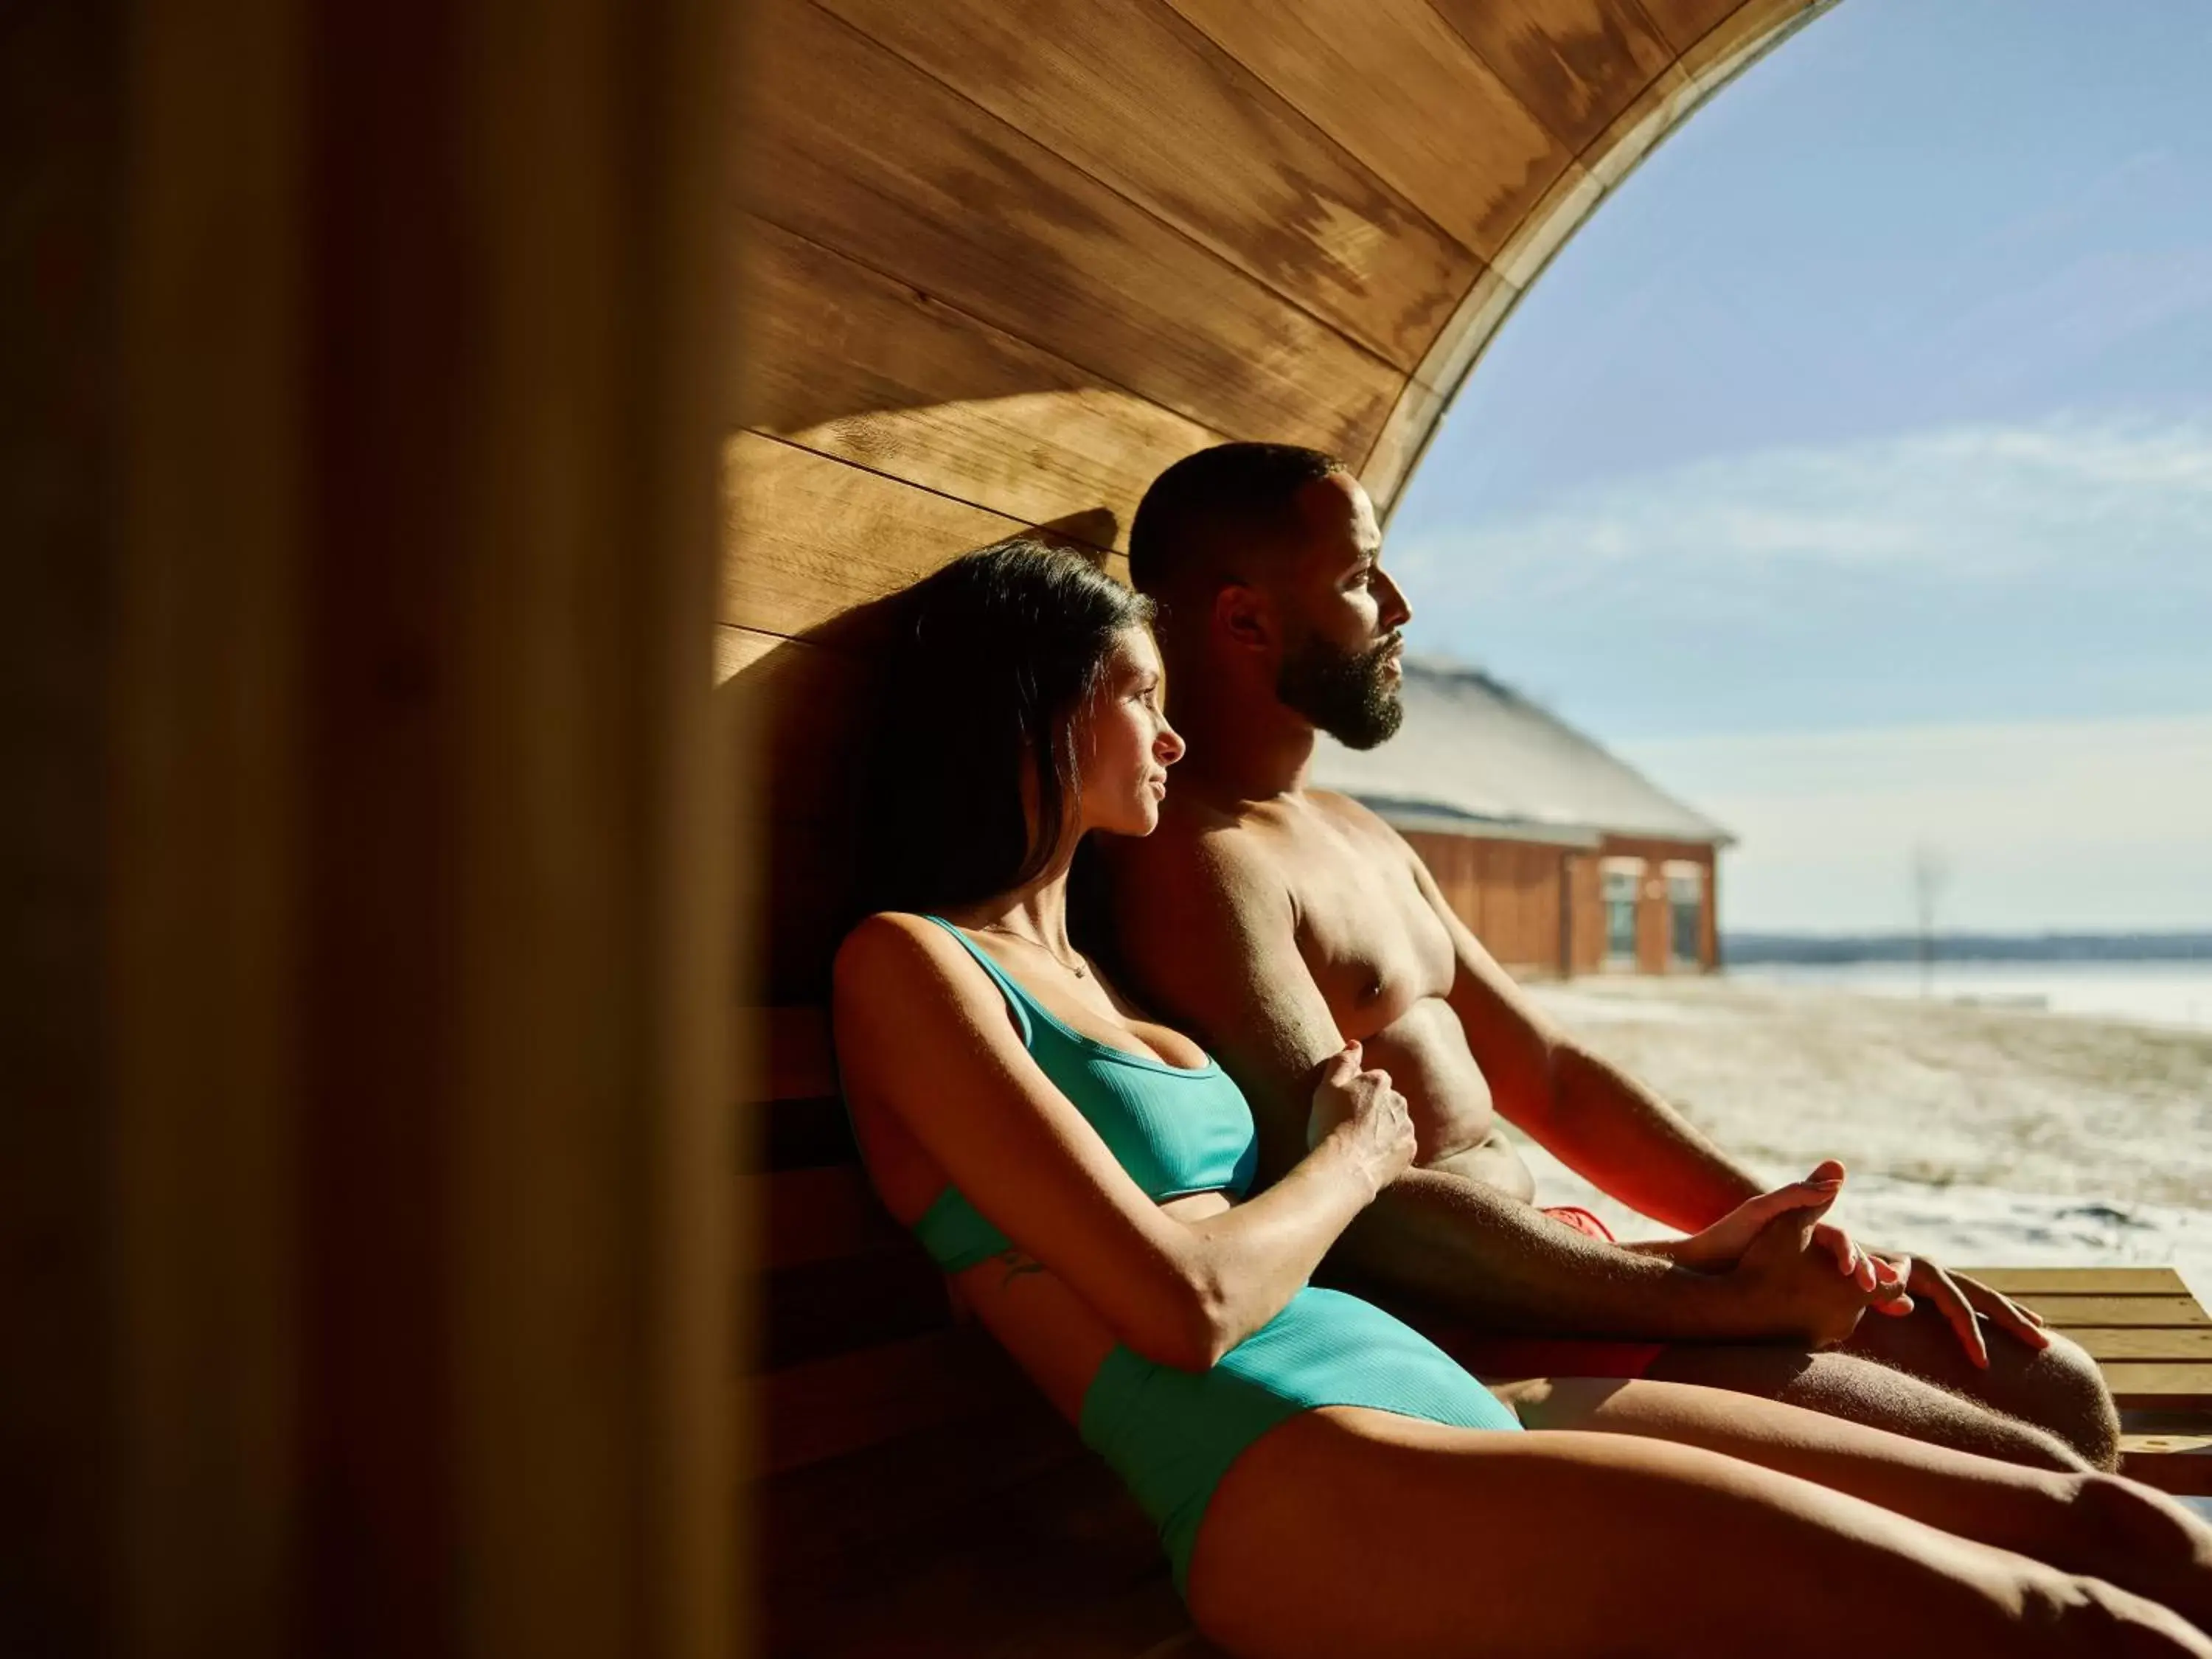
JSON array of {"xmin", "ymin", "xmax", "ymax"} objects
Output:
[{"xmin": 1389, "ymin": 0, "xmax": 2212, "ymax": 933}]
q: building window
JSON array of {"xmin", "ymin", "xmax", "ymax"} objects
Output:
[
  {"xmin": 1664, "ymin": 861, "xmax": 1705, "ymax": 968},
  {"xmin": 1601, "ymin": 861, "xmax": 1641, "ymax": 967}
]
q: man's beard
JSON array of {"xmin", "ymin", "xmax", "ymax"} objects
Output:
[{"xmin": 1276, "ymin": 630, "xmax": 1404, "ymax": 751}]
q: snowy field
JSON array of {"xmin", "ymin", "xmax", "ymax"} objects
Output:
[{"xmin": 1516, "ymin": 970, "xmax": 2212, "ymax": 1304}]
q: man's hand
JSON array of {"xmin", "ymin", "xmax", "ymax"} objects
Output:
[
  {"xmin": 1866, "ymin": 1251, "xmax": 2051, "ymax": 1370},
  {"xmin": 1667, "ymin": 1160, "xmax": 1854, "ymax": 1273},
  {"xmin": 1665, "ymin": 1161, "xmax": 1907, "ymax": 1312},
  {"xmin": 1724, "ymin": 1187, "xmax": 1912, "ymax": 1349}
]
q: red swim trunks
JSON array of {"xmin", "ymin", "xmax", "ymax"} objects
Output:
[{"xmin": 1394, "ymin": 1206, "xmax": 1671, "ymax": 1382}]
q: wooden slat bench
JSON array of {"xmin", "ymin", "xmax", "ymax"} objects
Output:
[
  {"xmin": 751, "ymin": 1005, "xmax": 2212, "ymax": 1654},
  {"xmin": 1952, "ymin": 1267, "xmax": 2212, "ymax": 1497},
  {"xmin": 752, "ymin": 1005, "xmax": 1218, "ymax": 1658}
]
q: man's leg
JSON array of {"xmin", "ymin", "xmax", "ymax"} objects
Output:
[
  {"xmin": 1536, "ymin": 1203, "xmax": 2121, "ymax": 1471},
  {"xmin": 1640, "ymin": 1318, "xmax": 2115, "ymax": 1473},
  {"xmin": 1841, "ymin": 1300, "xmax": 2121, "ymax": 1469}
]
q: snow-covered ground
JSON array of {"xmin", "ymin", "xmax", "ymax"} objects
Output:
[
  {"xmin": 1730, "ymin": 959, "xmax": 2212, "ymax": 1034},
  {"xmin": 1517, "ymin": 973, "xmax": 2212, "ymax": 1304}
]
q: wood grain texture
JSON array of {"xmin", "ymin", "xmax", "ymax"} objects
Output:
[
  {"xmin": 737, "ymin": 217, "xmax": 1220, "ymax": 548},
  {"xmin": 1363, "ymin": 164, "xmax": 1602, "ymax": 512},
  {"xmin": 1954, "ymin": 1268, "xmax": 2189, "ymax": 1295},
  {"xmin": 742, "ymin": 0, "xmax": 1402, "ymax": 459},
  {"xmin": 722, "ymin": 435, "xmax": 1027, "ymax": 639},
  {"xmin": 1365, "ymin": 266, "xmax": 1520, "ymax": 498},
  {"xmin": 2070, "ymin": 1329, "xmax": 2212, "ymax": 1363},
  {"xmin": 757, "ymin": 1164, "xmax": 902, "ymax": 1270},
  {"xmin": 1428, "ymin": 0, "xmax": 1676, "ymax": 153},
  {"xmin": 1674, "ymin": 0, "xmax": 1832, "ymax": 94},
  {"xmin": 2121, "ymin": 1436, "xmax": 2212, "ymax": 1496},
  {"xmin": 764, "ymin": 1450, "xmax": 1183, "ymax": 1659},
  {"xmin": 818, "ymin": 0, "xmax": 1478, "ymax": 372},
  {"xmin": 1638, "ymin": 0, "xmax": 1752, "ymax": 55},
  {"xmin": 1486, "ymin": 157, "xmax": 1609, "ymax": 292},
  {"xmin": 762, "ymin": 1249, "xmax": 956, "ymax": 1370},
  {"xmin": 760, "ymin": 1405, "xmax": 1086, "ymax": 1580},
  {"xmin": 1166, "ymin": 0, "xmax": 1571, "ymax": 262},
  {"xmin": 718, "ymin": 625, "xmax": 878, "ymax": 998},
  {"xmin": 761, "ymin": 1329, "xmax": 1034, "ymax": 1475},
  {"xmin": 1581, "ymin": 58, "xmax": 1701, "ymax": 187},
  {"xmin": 2003, "ymin": 1296, "xmax": 2211, "ymax": 1329},
  {"xmin": 2102, "ymin": 1365, "xmax": 2212, "ymax": 1410}
]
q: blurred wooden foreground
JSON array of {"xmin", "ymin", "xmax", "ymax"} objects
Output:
[{"xmin": 3, "ymin": 0, "xmax": 746, "ymax": 1653}]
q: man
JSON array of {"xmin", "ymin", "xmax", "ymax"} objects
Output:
[{"xmin": 1098, "ymin": 442, "xmax": 2119, "ymax": 1471}]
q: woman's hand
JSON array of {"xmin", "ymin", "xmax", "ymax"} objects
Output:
[{"xmin": 1307, "ymin": 1041, "xmax": 1417, "ymax": 1198}]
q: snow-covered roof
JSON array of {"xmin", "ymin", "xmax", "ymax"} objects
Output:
[{"xmin": 1309, "ymin": 658, "xmax": 1733, "ymax": 848}]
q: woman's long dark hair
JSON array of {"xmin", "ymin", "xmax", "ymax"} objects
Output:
[{"xmin": 858, "ymin": 540, "xmax": 1154, "ymax": 919}]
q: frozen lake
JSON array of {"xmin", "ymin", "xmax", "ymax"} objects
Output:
[{"xmin": 1725, "ymin": 958, "xmax": 2212, "ymax": 1033}]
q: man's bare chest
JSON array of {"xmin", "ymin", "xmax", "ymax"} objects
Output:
[{"xmin": 1275, "ymin": 830, "xmax": 1455, "ymax": 1030}]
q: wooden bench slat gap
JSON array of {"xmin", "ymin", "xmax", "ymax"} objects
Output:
[
  {"xmin": 760, "ymin": 1328, "xmax": 1036, "ymax": 1475},
  {"xmin": 2102, "ymin": 1363, "xmax": 2212, "ymax": 1410}
]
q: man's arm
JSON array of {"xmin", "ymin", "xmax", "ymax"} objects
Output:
[
  {"xmin": 1111, "ymin": 827, "xmax": 1871, "ymax": 1343},
  {"xmin": 1397, "ymin": 830, "xmax": 2008, "ymax": 1358},
  {"xmin": 1402, "ymin": 849, "xmax": 1763, "ymax": 1234}
]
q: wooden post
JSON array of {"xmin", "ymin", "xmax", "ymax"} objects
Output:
[{"xmin": 1, "ymin": 0, "xmax": 748, "ymax": 1652}]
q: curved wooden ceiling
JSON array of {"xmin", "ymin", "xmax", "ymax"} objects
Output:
[{"xmin": 726, "ymin": 0, "xmax": 1837, "ymax": 994}]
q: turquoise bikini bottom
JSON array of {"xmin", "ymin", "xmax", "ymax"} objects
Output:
[{"xmin": 1078, "ymin": 1284, "xmax": 1523, "ymax": 1597}]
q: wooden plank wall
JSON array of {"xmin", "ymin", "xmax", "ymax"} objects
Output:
[
  {"xmin": 724, "ymin": 0, "xmax": 1835, "ymax": 1001},
  {"xmin": 1402, "ymin": 832, "xmax": 1573, "ymax": 975},
  {"xmin": 746, "ymin": 1009, "xmax": 1210, "ymax": 1657},
  {"xmin": 6, "ymin": 0, "xmax": 742, "ymax": 1653},
  {"xmin": 723, "ymin": 0, "xmax": 1841, "ymax": 1646}
]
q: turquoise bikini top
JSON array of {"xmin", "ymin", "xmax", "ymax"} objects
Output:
[{"xmin": 905, "ymin": 914, "xmax": 1259, "ymax": 1272}]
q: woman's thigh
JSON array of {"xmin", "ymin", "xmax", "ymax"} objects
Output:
[{"xmin": 1181, "ymin": 1406, "xmax": 2202, "ymax": 1659}]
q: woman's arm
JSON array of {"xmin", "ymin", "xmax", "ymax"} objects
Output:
[
  {"xmin": 833, "ymin": 914, "xmax": 1409, "ymax": 1371},
  {"xmin": 1167, "ymin": 1040, "xmax": 1413, "ymax": 1361}
]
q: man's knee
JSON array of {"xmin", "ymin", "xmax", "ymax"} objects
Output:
[
  {"xmin": 2008, "ymin": 1331, "xmax": 2121, "ymax": 1472},
  {"xmin": 1846, "ymin": 1307, "xmax": 2121, "ymax": 1472},
  {"xmin": 1768, "ymin": 1349, "xmax": 2096, "ymax": 1473}
]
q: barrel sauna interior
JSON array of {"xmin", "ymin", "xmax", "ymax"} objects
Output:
[{"xmin": 727, "ymin": 4, "xmax": 1845, "ymax": 1650}]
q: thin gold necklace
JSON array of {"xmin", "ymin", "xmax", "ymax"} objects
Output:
[{"xmin": 975, "ymin": 921, "xmax": 1089, "ymax": 978}]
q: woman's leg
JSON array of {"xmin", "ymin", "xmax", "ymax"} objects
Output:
[
  {"xmin": 1184, "ymin": 1408, "xmax": 2210, "ymax": 1659},
  {"xmin": 1515, "ymin": 1373, "xmax": 2212, "ymax": 1629}
]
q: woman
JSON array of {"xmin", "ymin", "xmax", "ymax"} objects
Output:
[{"xmin": 832, "ymin": 540, "xmax": 2212, "ymax": 1658}]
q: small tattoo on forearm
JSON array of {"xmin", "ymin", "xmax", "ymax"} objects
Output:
[{"xmin": 999, "ymin": 1251, "xmax": 1045, "ymax": 1287}]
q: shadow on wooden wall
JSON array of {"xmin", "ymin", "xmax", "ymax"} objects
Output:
[{"xmin": 722, "ymin": 509, "xmax": 1123, "ymax": 1004}]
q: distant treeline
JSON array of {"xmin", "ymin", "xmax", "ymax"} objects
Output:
[{"xmin": 1723, "ymin": 932, "xmax": 2212, "ymax": 964}]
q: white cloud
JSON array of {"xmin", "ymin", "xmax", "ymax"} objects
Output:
[
  {"xmin": 1625, "ymin": 713, "xmax": 2212, "ymax": 932},
  {"xmin": 1397, "ymin": 414, "xmax": 2212, "ymax": 611}
]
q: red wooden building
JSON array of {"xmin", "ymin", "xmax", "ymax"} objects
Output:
[{"xmin": 1312, "ymin": 660, "xmax": 1734, "ymax": 978}]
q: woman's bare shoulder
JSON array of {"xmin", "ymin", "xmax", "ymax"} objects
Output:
[
  {"xmin": 835, "ymin": 909, "xmax": 946, "ymax": 985},
  {"xmin": 833, "ymin": 911, "xmax": 998, "ymax": 1036}
]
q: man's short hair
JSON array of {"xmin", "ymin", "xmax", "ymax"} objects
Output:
[{"xmin": 1127, "ymin": 442, "xmax": 1348, "ymax": 596}]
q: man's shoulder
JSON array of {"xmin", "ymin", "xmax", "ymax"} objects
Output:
[
  {"xmin": 1106, "ymin": 799, "xmax": 1291, "ymax": 936},
  {"xmin": 1301, "ymin": 785, "xmax": 1407, "ymax": 845},
  {"xmin": 1121, "ymin": 795, "xmax": 1264, "ymax": 876}
]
